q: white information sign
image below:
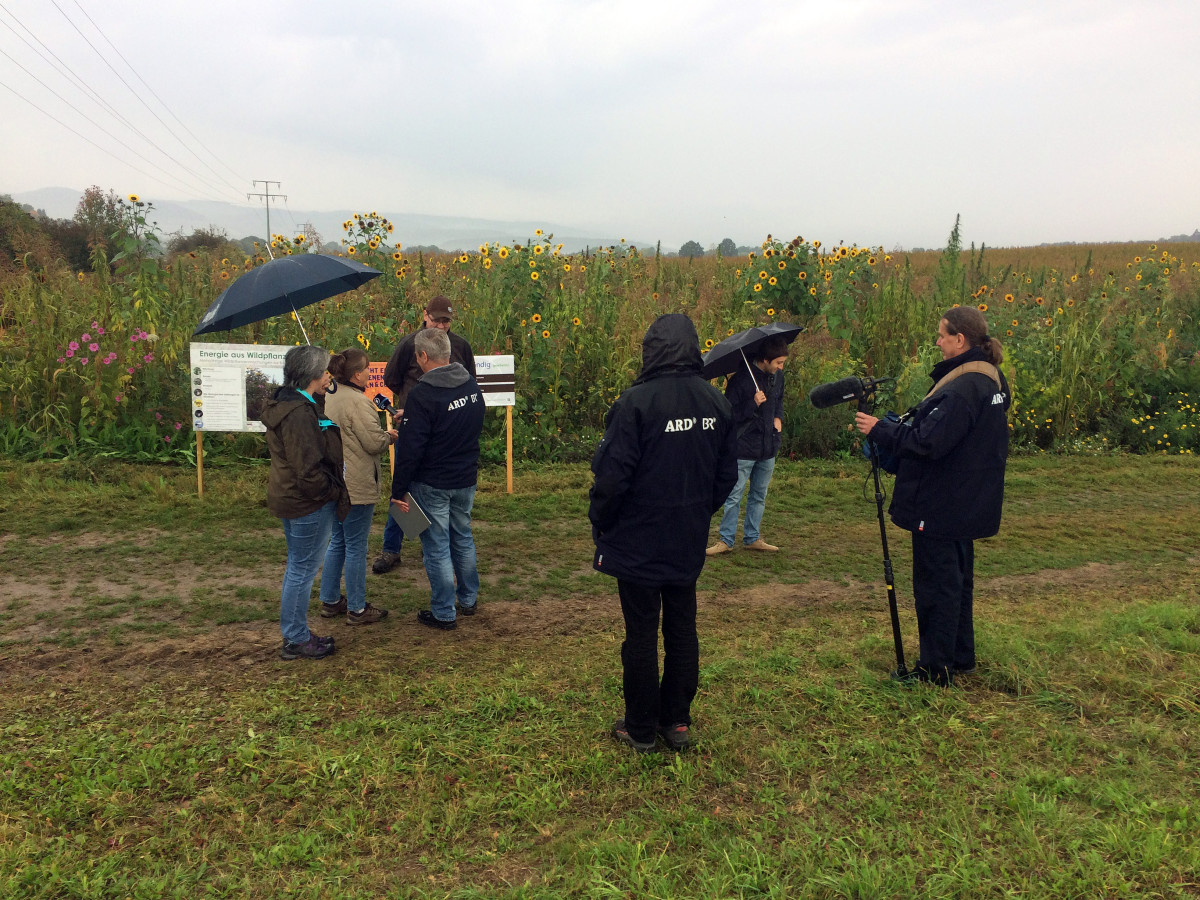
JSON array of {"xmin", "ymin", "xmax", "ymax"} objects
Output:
[
  {"xmin": 475, "ymin": 354, "xmax": 516, "ymax": 408},
  {"xmin": 189, "ymin": 342, "xmax": 294, "ymax": 432}
]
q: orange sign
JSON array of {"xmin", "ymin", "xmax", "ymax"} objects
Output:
[{"xmin": 367, "ymin": 363, "xmax": 393, "ymax": 404}]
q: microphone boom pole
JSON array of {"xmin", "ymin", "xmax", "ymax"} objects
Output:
[{"xmin": 859, "ymin": 393, "xmax": 908, "ymax": 678}]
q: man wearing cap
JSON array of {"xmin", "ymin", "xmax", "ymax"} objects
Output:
[{"xmin": 376, "ymin": 296, "xmax": 477, "ymax": 574}]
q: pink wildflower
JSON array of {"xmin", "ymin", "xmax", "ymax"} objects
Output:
[
  {"xmin": 82, "ymin": 333, "xmax": 92, "ymax": 342},
  {"xmin": 80, "ymin": 357, "xmax": 89, "ymax": 365},
  {"xmin": 127, "ymin": 367, "xmax": 135, "ymax": 374},
  {"xmin": 163, "ymin": 436, "xmax": 171, "ymax": 443},
  {"xmin": 174, "ymin": 422, "xmax": 182, "ymax": 430},
  {"xmin": 91, "ymin": 320, "xmax": 98, "ymax": 329},
  {"xmin": 69, "ymin": 341, "xmax": 79, "ymax": 351},
  {"xmin": 66, "ymin": 349, "xmax": 75, "ymax": 358},
  {"xmin": 155, "ymin": 412, "xmax": 163, "ymax": 420},
  {"xmin": 89, "ymin": 343, "xmax": 99, "ymax": 352},
  {"xmin": 130, "ymin": 334, "xmax": 139, "ymax": 343},
  {"xmin": 97, "ymin": 327, "xmax": 106, "ymax": 336}
]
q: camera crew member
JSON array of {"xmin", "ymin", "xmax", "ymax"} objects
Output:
[{"xmin": 855, "ymin": 306, "xmax": 1010, "ymax": 686}]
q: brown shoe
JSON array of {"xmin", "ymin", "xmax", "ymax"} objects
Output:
[
  {"xmin": 705, "ymin": 541, "xmax": 733, "ymax": 557},
  {"xmin": 745, "ymin": 539, "xmax": 779, "ymax": 552},
  {"xmin": 319, "ymin": 595, "xmax": 347, "ymax": 617},
  {"xmin": 371, "ymin": 551, "xmax": 401, "ymax": 574},
  {"xmin": 346, "ymin": 603, "xmax": 389, "ymax": 626}
]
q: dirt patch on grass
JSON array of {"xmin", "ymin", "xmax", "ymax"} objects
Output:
[{"xmin": 1, "ymin": 556, "xmax": 1186, "ymax": 687}]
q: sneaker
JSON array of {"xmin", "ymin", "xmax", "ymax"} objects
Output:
[
  {"xmin": 281, "ymin": 635, "xmax": 335, "ymax": 660},
  {"xmin": 658, "ymin": 723, "xmax": 692, "ymax": 752},
  {"xmin": 371, "ymin": 551, "xmax": 401, "ymax": 574},
  {"xmin": 706, "ymin": 541, "xmax": 732, "ymax": 557},
  {"xmin": 346, "ymin": 603, "xmax": 389, "ymax": 626},
  {"xmin": 320, "ymin": 595, "xmax": 347, "ymax": 618},
  {"xmin": 611, "ymin": 719, "xmax": 657, "ymax": 753},
  {"xmin": 457, "ymin": 603, "xmax": 477, "ymax": 617},
  {"xmin": 744, "ymin": 539, "xmax": 779, "ymax": 552},
  {"xmin": 417, "ymin": 609, "xmax": 456, "ymax": 631}
]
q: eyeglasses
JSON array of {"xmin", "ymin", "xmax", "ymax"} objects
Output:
[{"xmin": 432, "ymin": 317, "xmax": 451, "ymax": 325}]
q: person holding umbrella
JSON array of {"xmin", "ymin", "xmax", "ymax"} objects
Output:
[
  {"xmin": 260, "ymin": 345, "xmax": 351, "ymax": 660},
  {"xmin": 317, "ymin": 347, "xmax": 398, "ymax": 625},
  {"xmin": 707, "ymin": 335, "xmax": 791, "ymax": 555}
]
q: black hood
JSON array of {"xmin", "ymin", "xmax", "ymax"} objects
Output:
[{"xmin": 636, "ymin": 314, "xmax": 703, "ymax": 384}]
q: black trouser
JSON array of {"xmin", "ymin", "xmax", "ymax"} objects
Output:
[
  {"xmin": 617, "ymin": 579, "xmax": 699, "ymax": 744},
  {"xmin": 911, "ymin": 534, "xmax": 976, "ymax": 683}
]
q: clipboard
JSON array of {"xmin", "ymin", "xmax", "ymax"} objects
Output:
[{"xmin": 388, "ymin": 492, "xmax": 431, "ymax": 537}]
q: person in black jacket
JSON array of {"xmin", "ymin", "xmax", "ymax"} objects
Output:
[
  {"xmin": 707, "ymin": 336, "xmax": 789, "ymax": 555},
  {"xmin": 855, "ymin": 306, "xmax": 1010, "ymax": 686},
  {"xmin": 390, "ymin": 328, "xmax": 485, "ymax": 630},
  {"xmin": 374, "ymin": 295, "xmax": 477, "ymax": 575},
  {"xmin": 589, "ymin": 314, "xmax": 738, "ymax": 752}
]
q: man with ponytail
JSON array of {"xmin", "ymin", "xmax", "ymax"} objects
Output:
[{"xmin": 854, "ymin": 307, "xmax": 1010, "ymax": 686}]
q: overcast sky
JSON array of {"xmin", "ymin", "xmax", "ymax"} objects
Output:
[{"xmin": 2, "ymin": 0, "xmax": 1197, "ymax": 249}]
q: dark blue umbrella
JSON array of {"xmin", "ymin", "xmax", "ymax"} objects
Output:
[
  {"xmin": 701, "ymin": 321, "xmax": 802, "ymax": 380},
  {"xmin": 193, "ymin": 253, "xmax": 382, "ymax": 341}
]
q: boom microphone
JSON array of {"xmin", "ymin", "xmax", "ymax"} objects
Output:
[{"xmin": 808, "ymin": 376, "xmax": 894, "ymax": 409}]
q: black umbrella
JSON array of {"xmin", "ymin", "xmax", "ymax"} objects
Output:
[
  {"xmin": 701, "ymin": 321, "xmax": 802, "ymax": 380},
  {"xmin": 193, "ymin": 253, "xmax": 383, "ymax": 342}
]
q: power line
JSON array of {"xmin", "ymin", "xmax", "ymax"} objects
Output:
[
  {"xmin": 0, "ymin": 4, "xmax": 137, "ymax": 136},
  {"xmin": 68, "ymin": 0, "xmax": 249, "ymax": 193},
  {"xmin": 0, "ymin": 46, "xmax": 225, "ymax": 201},
  {"xmin": 45, "ymin": 0, "xmax": 245, "ymax": 203},
  {"xmin": 0, "ymin": 77, "xmax": 218, "ymax": 199}
]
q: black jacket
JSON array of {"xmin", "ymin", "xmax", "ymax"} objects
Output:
[
  {"xmin": 589, "ymin": 314, "xmax": 738, "ymax": 585},
  {"xmin": 870, "ymin": 348, "xmax": 1010, "ymax": 540},
  {"xmin": 383, "ymin": 326, "xmax": 476, "ymax": 409},
  {"xmin": 726, "ymin": 364, "xmax": 784, "ymax": 460},
  {"xmin": 390, "ymin": 363, "xmax": 485, "ymax": 497}
]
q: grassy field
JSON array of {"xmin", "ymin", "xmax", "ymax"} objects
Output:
[{"xmin": 0, "ymin": 455, "xmax": 1198, "ymax": 898}]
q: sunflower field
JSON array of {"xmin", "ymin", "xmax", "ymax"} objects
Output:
[{"xmin": 2, "ymin": 198, "xmax": 1199, "ymax": 465}]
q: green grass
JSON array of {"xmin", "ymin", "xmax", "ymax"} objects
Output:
[{"xmin": 0, "ymin": 455, "xmax": 1198, "ymax": 898}]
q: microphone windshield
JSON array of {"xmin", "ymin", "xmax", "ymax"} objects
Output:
[{"xmin": 808, "ymin": 377, "xmax": 865, "ymax": 409}]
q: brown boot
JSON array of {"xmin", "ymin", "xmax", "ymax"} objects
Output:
[
  {"xmin": 706, "ymin": 541, "xmax": 733, "ymax": 556},
  {"xmin": 745, "ymin": 539, "xmax": 779, "ymax": 552},
  {"xmin": 346, "ymin": 603, "xmax": 389, "ymax": 626}
]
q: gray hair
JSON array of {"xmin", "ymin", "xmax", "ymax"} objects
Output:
[
  {"xmin": 282, "ymin": 345, "xmax": 331, "ymax": 390},
  {"xmin": 414, "ymin": 328, "xmax": 451, "ymax": 363}
]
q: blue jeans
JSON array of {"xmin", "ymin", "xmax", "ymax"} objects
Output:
[
  {"xmin": 410, "ymin": 482, "xmax": 479, "ymax": 622},
  {"xmin": 319, "ymin": 503, "xmax": 375, "ymax": 613},
  {"xmin": 279, "ymin": 500, "xmax": 337, "ymax": 644},
  {"xmin": 382, "ymin": 511, "xmax": 404, "ymax": 555},
  {"xmin": 718, "ymin": 457, "xmax": 776, "ymax": 546}
]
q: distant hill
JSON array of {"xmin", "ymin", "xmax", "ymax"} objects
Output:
[{"xmin": 8, "ymin": 187, "xmax": 646, "ymax": 254}]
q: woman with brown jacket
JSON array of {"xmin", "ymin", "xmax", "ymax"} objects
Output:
[
  {"xmin": 260, "ymin": 345, "xmax": 351, "ymax": 660},
  {"xmin": 318, "ymin": 348, "xmax": 398, "ymax": 625}
]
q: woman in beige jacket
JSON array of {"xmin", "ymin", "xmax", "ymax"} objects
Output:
[{"xmin": 318, "ymin": 348, "xmax": 398, "ymax": 625}]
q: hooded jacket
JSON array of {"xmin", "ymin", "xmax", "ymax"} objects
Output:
[
  {"xmin": 589, "ymin": 314, "xmax": 738, "ymax": 585},
  {"xmin": 870, "ymin": 347, "xmax": 1010, "ymax": 540},
  {"xmin": 726, "ymin": 363, "xmax": 785, "ymax": 460},
  {"xmin": 390, "ymin": 362, "xmax": 485, "ymax": 498},
  {"xmin": 383, "ymin": 325, "xmax": 476, "ymax": 410},
  {"xmin": 323, "ymin": 381, "xmax": 393, "ymax": 506},
  {"xmin": 260, "ymin": 386, "xmax": 351, "ymax": 521}
]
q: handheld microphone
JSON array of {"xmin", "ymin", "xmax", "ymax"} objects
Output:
[
  {"xmin": 808, "ymin": 376, "xmax": 894, "ymax": 409},
  {"xmin": 373, "ymin": 393, "xmax": 394, "ymax": 413}
]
